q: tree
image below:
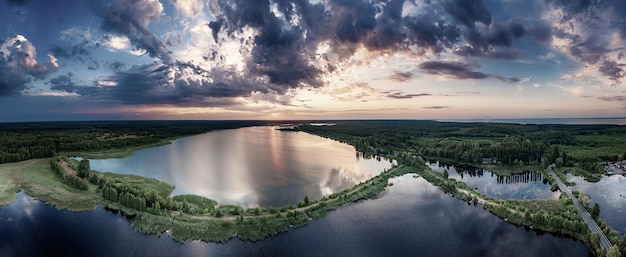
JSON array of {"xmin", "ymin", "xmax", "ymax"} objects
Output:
[
  {"xmin": 304, "ymin": 195, "xmax": 310, "ymax": 206},
  {"xmin": 216, "ymin": 209, "xmax": 224, "ymax": 217},
  {"xmin": 443, "ymin": 169, "xmax": 449, "ymax": 179},
  {"xmin": 591, "ymin": 203, "xmax": 600, "ymax": 219},
  {"xmin": 607, "ymin": 245, "xmax": 621, "ymax": 257},
  {"xmin": 182, "ymin": 199, "xmax": 190, "ymax": 213},
  {"xmin": 619, "ymin": 235, "xmax": 626, "ymax": 256},
  {"xmin": 77, "ymin": 159, "xmax": 90, "ymax": 178}
]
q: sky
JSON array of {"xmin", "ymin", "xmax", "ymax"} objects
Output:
[{"xmin": 0, "ymin": 0, "xmax": 625, "ymax": 121}]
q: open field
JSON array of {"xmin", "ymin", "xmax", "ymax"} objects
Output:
[{"xmin": 0, "ymin": 159, "xmax": 100, "ymax": 211}]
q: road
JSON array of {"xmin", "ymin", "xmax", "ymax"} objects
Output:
[{"xmin": 548, "ymin": 166, "xmax": 612, "ymax": 252}]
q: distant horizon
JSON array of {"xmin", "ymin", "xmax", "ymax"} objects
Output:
[{"xmin": 1, "ymin": 116, "xmax": 625, "ymax": 125}]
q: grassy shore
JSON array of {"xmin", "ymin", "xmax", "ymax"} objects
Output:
[
  {"xmin": 0, "ymin": 159, "xmax": 100, "ymax": 211},
  {"xmin": 0, "ymin": 150, "xmax": 609, "ymax": 251}
]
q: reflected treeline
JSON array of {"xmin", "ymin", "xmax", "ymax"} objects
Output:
[
  {"xmin": 356, "ymin": 151, "xmax": 395, "ymax": 163},
  {"xmin": 428, "ymin": 160, "xmax": 545, "ymax": 185},
  {"xmin": 495, "ymin": 171, "xmax": 544, "ymax": 184}
]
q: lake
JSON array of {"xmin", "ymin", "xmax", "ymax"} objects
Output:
[
  {"xmin": 568, "ymin": 174, "xmax": 626, "ymax": 235},
  {"xmin": 89, "ymin": 126, "xmax": 393, "ymax": 208},
  {"xmin": 0, "ymin": 175, "xmax": 589, "ymax": 257},
  {"xmin": 428, "ymin": 162, "xmax": 559, "ymax": 200}
]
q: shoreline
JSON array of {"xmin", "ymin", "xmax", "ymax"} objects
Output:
[{"xmin": 1, "ymin": 126, "xmax": 619, "ymax": 255}]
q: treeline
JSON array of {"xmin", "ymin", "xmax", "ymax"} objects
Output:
[
  {"xmin": 67, "ymin": 159, "xmax": 222, "ymax": 216},
  {"xmin": 297, "ymin": 121, "xmax": 626, "ymax": 168},
  {"xmin": 0, "ymin": 120, "xmax": 271, "ymax": 164},
  {"xmin": 419, "ymin": 138, "xmax": 547, "ymax": 166},
  {"xmin": 49, "ymin": 158, "xmax": 89, "ymax": 190}
]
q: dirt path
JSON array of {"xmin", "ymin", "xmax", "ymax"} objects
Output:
[
  {"xmin": 58, "ymin": 160, "xmax": 77, "ymax": 176},
  {"xmin": 176, "ymin": 168, "xmax": 393, "ymax": 221}
]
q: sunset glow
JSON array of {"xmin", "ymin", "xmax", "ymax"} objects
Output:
[{"xmin": 1, "ymin": 0, "xmax": 625, "ymax": 121}]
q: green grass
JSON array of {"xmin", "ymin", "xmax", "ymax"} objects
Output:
[
  {"xmin": 559, "ymin": 166, "xmax": 603, "ymax": 182},
  {"xmin": 101, "ymin": 172, "xmax": 175, "ymax": 198},
  {"xmin": 173, "ymin": 194, "xmax": 217, "ymax": 215},
  {"xmin": 218, "ymin": 204, "xmax": 244, "ymax": 216},
  {"xmin": 0, "ymin": 162, "xmax": 20, "ymax": 205},
  {"xmin": 171, "ymin": 218, "xmax": 236, "ymax": 243},
  {"xmin": 0, "ymin": 159, "xmax": 100, "ymax": 211},
  {"xmin": 235, "ymin": 216, "xmax": 290, "ymax": 241}
]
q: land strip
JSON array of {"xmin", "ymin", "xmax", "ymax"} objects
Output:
[{"xmin": 548, "ymin": 166, "xmax": 612, "ymax": 252}]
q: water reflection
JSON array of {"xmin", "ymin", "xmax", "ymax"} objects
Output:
[
  {"xmin": 568, "ymin": 174, "xmax": 626, "ymax": 235},
  {"xmin": 89, "ymin": 127, "xmax": 392, "ymax": 208},
  {"xmin": 428, "ymin": 162, "xmax": 559, "ymax": 200},
  {"xmin": 0, "ymin": 181, "xmax": 589, "ymax": 257}
]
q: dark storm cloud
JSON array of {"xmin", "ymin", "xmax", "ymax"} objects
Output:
[
  {"xmin": 208, "ymin": 0, "xmax": 326, "ymax": 88},
  {"xmin": 69, "ymin": 63, "xmax": 269, "ymax": 106},
  {"xmin": 203, "ymin": 0, "xmax": 532, "ymax": 94},
  {"xmin": 76, "ymin": 0, "xmax": 541, "ymax": 106},
  {"xmin": 389, "ymin": 71, "xmax": 413, "ymax": 82},
  {"xmin": 49, "ymin": 73, "xmax": 78, "ymax": 93},
  {"xmin": 93, "ymin": 0, "xmax": 172, "ymax": 63},
  {"xmin": 418, "ymin": 61, "xmax": 519, "ymax": 82},
  {"xmin": 443, "ymin": 0, "xmax": 492, "ymax": 28},
  {"xmin": 61, "ymin": 0, "xmax": 623, "ymax": 107},
  {"xmin": 0, "ymin": 36, "xmax": 59, "ymax": 96},
  {"xmin": 48, "ymin": 44, "xmax": 89, "ymax": 58}
]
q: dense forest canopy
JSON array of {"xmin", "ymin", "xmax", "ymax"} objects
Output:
[
  {"xmin": 0, "ymin": 121, "xmax": 271, "ymax": 164},
  {"xmin": 294, "ymin": 120, "xmax": 626, "ymax": 169}
]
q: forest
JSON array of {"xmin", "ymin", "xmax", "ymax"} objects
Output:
[
  {"xmin": 0, "ymin": 120, "xmax": 271, "ymax": 164},
  {"xmin": 294, "ymin": 120, "xmax": 626, "ymax": 176}
]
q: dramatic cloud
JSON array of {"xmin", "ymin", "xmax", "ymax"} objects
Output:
[
  {"xmin": 545, "ymin": 0, "xmax": 626, "ymax": 84},
  {"xmin": 599, "ymin": 61, "xmax": 625, "ymax": 82},
  {"xmin": 0, "ymin": 35, "xmax": 59, "ymax": 96},
  {"xmin": 170, "ymin": 0, "xmax": 203, "ymax": 18},
  {"xmin": 418, "ymin": 61, "xmax": 519, "ymax": 82},
  {"xmin": 49, "ymin": 73, "xmax": 78, "ymax": 93},
  {"xmin": 94, "ymin": 0, "xmax": 172, "ymax": 63},
  {"xmin": 0, "ymin": 0, "xmax": 616, "ymax": 119},
  {"xmin": 443, "ymin": 0, "xmax": 492, "ymax": 28}
]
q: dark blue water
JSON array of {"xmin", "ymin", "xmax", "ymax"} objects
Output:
[{"xmin": 0, "ymin": 176, "xmax": 589, "ymax": 257}]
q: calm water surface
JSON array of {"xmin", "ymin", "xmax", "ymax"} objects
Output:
[
  {"xmin": 0, "ymin": 176, "xmax": 589, "ymax": 257},
  {"xmin": 428, "ymin": 162, "xmax": 560, "ymax": 200},
  {"xmin": 89, "ymin": 126, "xmax": 392, "ymax": 208},
  {"xmin": 568, "ymin": 174, "xmax": 626, "ymax": 235}
]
